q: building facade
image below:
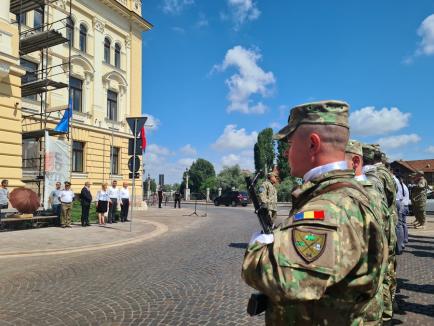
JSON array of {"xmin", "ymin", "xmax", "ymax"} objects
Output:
[{"xmin": 0, "ymin": 0, "xmax": 152, "ymax": 204}]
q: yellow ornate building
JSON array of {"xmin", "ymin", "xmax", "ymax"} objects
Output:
[{"xmin": 0, "ymin": 0, "xmax": 152, "ymax": 203}]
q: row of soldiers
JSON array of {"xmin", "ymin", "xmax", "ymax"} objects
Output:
[{"xmin": 242, "ymin": 100, "xmax": 413, "ymax": 325}]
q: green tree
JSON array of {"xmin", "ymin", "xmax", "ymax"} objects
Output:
[
  {"xmin": 144, "ymin": 178, "xmax": 157, "ymax": 192},
  {"xmin": 188, "ymin": 158, "xmax": 216, "ymax": 195},
  {"xmin": 216, "ymin": 165, "xmax": 247, "ymax": 193},
  {"xmin": 276, "ymin": 178, "xmax": 296, "ymax": 202},
  {"xmin": 277, "ymin": 140, "xmax": 290, "ymax": 180},
  {"xmin": 254, "ymin": 128, "xmax": 275, "ymax": 174}
]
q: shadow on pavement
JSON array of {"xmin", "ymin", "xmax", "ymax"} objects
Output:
[
  {"xmin": 228, "ymin": 242, "xmax": 248, "ymax": 249},
  {"xmin": 398, "ymin": 278, "xmax": 434, "ymax": 295},
  {"xmin": 405, "ymin": 244, "xmax": 434, "ymax": 251},
  {"xmin": 408, "ymin": 234, "xmax": 434, "ymax": 240}
]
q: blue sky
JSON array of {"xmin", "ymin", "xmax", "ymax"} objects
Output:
[{"xmin": 140, "ymin": 0, "xmax": 434, "ymax": 184}]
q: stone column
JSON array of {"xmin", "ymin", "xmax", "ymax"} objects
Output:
[{"xmin": 0, "ymin": 1, "xmax": 10, "ymax": 23}]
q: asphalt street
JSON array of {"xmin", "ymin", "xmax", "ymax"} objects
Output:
[{"xmin": 0, "ymin": 206, "xmax": 432, "ymax": 325}]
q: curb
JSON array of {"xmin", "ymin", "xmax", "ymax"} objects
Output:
[{"xmin": 0, "ymin": 219, "xmax": 168, "ymax": 259}]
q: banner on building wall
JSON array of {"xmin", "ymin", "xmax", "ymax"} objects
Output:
[{"xmin": 43, "ymin": 131, "xmax": 70, "ymax": 209}]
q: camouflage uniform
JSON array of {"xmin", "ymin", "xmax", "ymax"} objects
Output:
[
  {"xmin": 242, "ymin": 101, "xmax": 386, "ymax": 325},
  {"xmin": 346, "ymin": 140, "xmax": 389, "ymax": 324},
  {"xmin": 259, "ymin": 177, "xmax": 278, "ymax": 223},
  {"xmin": 412, "ymin": 173, "xmax": 428, "ymax": 226},
  {"xmin": 362, "ymin": 145, "xmax": 398, "ymax": 322}
]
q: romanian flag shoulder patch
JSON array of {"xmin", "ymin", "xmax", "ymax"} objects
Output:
[{"xmin": 293, "ymin": 210, "xmax": 325, "ymax": 221}]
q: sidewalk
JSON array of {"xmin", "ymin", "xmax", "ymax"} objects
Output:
[{"xmin": 0, "ymin": 206, "xmax": 199, "ymax": 258}]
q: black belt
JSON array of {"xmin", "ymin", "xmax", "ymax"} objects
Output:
[{"xmin": 61, "ymin": 202, "xmax": 72, "ymax": 204}]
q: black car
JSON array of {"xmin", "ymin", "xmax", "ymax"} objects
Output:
[{"xmin": 214, "ymin": 191, "xmax": 249, "ymax": 207}]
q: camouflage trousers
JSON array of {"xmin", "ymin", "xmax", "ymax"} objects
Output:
[
  {"xmin": 383, "ymin": 256, "xmax": 397, "ymax": 321},
  {"xmin": 414, "ymin": 201, "xmax": 426, "ymax": 225},
  {"xmin": 270, "ymin": 210, "xmax": 277, "ymax": 224}
]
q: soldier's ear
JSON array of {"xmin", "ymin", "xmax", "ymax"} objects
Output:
[{"xmin": 308, "ymin": 133, "xmax": 321, "ymax": 155}]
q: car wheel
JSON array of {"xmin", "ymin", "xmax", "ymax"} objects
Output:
[
  {"xmin": 231, "ymin": 200, "xmax": 237, "ymax": 207},
  {"xmin": 214, "ymin": 200, "xmax": 219, "ymax": 206}
]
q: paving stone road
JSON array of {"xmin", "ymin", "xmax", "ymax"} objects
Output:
[{"xmin": 0, "ymin": 206, "xmax": 432, "ymax": 325}]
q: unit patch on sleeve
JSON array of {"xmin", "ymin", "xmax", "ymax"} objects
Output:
[{"xmin": 292, "ymin": 229, "xmax": 327, "ymax": 263}]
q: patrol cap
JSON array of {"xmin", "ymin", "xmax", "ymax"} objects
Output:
[
  {"xmin": 267, "ymin": 171, "xmax": 278, "ymax": 177},
  {"xmin": 345, "ymin": 139, "xmax": 363, "ymax": 156},
  {"xmin": 273, "ymin": 100, "xmax": 350, "ymax": 141},
  {"xmin": 417, "ymin": 170, "xmax": 424, "ymax": 175},
  {"xmin": 362, "ymin": 144, "xmax": 376, "ymax": 161}
]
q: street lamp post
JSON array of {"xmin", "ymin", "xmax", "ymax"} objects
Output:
[
  {"xmin": 146, "ymin": 173, "xmax": 151, "ymax": 200},
  {"xmin": 185, "ymin": 168, "xmax": 190, "ymax": 201}
]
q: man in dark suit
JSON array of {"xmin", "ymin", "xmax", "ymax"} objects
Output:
[{"xmin": 80, "ymin": 182, "xmax": 92, "ymax": 226}]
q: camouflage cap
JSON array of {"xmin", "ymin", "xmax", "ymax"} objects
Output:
[
  {"xmin": 417, "ymin": 170, "xmax": 424, "ymax": 175},
  {"xmin": 268, "ymin": 171, "xmax": 278, "ymax": 177},
  {"xmin": 362, "ymin": 144, "xmax": 376, "ymax": 161},
  {"xmin": 273, "ymin": 100, "xmax": 350, "ymax": 140},
  {"xmin": 345, "ymin": 139, "xmax": 363, "ymax": 156}
]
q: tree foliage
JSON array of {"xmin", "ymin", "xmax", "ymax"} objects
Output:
[
  {"xmin": 254, "ymin": 128, "xmax": 275, "ymax": 174},
  {"xmin": 216, "ymin": 165, "xmax": 247, "ymax": 193},
  {"xmin": 277, "ymin": 140, "xmax": 290, "ymax": 180},
  {"xmin": 188, "ymin": 158, "xmax": 216, "ymax": 195}
]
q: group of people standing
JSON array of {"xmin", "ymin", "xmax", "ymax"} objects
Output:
[
  {"xmin": 241, "ymin": 100, "xmax": 431, "ymax": 325},
  {"xmin": 48, "ymin": 180, "xmax": 131, "ymax": 227}
]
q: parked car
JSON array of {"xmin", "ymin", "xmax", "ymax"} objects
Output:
[
  {"xmin": 408, "ymin": 190, "xmax": 434, "ymax": 215},
  {"xmin": 214, "ymin": 191, "xmax": 249, "ymax": 207}
]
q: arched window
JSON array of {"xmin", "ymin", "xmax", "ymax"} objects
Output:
[
  {"xmin": 104, "ymin": 37, "xmax": 111, "ymax": 64},
  {"xmin": 114, "ymin": 43, "xmax": 121, "ymax": 68},
  {"xmin": 79, "ymin": 24, "xmax": 87, "ymax": 52},
  {"xmin": 66, "ymin": 17, "xmax": 74, "ymax": 45}
]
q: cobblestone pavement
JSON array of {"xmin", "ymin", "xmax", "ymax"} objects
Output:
[
  {"xmin": 393, "ymin": 215, "xmax": 434, "ymax": 326},
  {"xmin": 0, "ymin": 206, "xmax": 432, "ymax": 325},
  {"xmin": 0, "ymin": 206, "xmax": 263, "ymax": 326}
]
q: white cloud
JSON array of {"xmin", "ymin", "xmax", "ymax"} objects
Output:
[
  {"xmin": 349, "ymin": 106, "xmax": 410, "ymax": 136},
  {"xmin": 377, "ymin": 134, "xmax": 421, "ymax": 150},
  {"xmin": 196, "ymin": 13, "xmax": 209, "ymax": 28},
  {"xmin": 226, "ymin": 0, "xmax": 261, "ymax": 30},
  {"xmin": 269, "ymin": 122, "xmax": 281, "ymax": 129},
  {"xmin": 179, "ymin": 144, "xmax": 197, "ymax": 156},
  {"xmin": 213, "ymin": 45, "xmax": 275, "ymax": 114},
  {"xmin": 162, "ymin": 0, "xmax": 194, "ymax": 15},
  {"xmin": 212, "ymin": 124, "xmax": 258, "ymax": 151},
  {"xmin": 178, "ymin": 158, "xmax": 195, "ymax": 166},
  {"xmin": 147, "ymin": 144, "xmax": 173, "ymax": 156},
  {"xmin": 426, "ymin": 146, "xmax": 434, "ymax": 154},
  {"xmin": 143, "ymin": 113, "xmax": 161, "ymax": 130},
  {"xmin": 222, "ymin": 154, "xmax": 240, "ymax": 166},
  {"xmin": 172, "ymin": 26, "xmax": 186, "ymax": 34},
  {"xmin": 416, "ymin": 14, "xmax": 434, "ymax": 56}
]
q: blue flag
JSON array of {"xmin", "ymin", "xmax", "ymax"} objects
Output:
[{"xmin": 54, "ymin": 99, "xmax": 73, "ymax": 132}]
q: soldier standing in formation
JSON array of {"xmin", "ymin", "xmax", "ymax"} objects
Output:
[
  {"xmin": 258, "ymin": 171, "xmax": 279, "ymax": 223},
  {"xmin": 411, "ymin": 171, "xmax": 428, "ymax": 229},
  {"xmin": 242, "ymin": 101, "xmax": 386, "ymax": 325},
  {"xmin": 345, "ymin": 139, "xmax": 390, "ymax": 324},
  {"xmin": 362, "ymin": 144, "xmax": 399, "ymax": 323}
]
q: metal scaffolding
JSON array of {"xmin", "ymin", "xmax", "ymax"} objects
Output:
[{"xmin": 12, "ymin": 0, "xmax": 72, "ymax": 201}]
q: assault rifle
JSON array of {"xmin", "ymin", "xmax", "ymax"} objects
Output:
[
  {"xmin": 244, "ymin": 171, "xmax": 272, "ymax": 316},
  {"xmin": 245, "ymin": 171, "xmax": 273, "ymax": 234}
]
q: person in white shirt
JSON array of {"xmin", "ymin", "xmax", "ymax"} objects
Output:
[
  {"xmin": 49, "ymin": 182, "xmax": 62, "ymax": 221},
  {"xmin": 59, "ymin": 181, "xmax": 75, "ymax": 228},
  {"xmin": 107, "ymin": 180, "xmax": 119, "ymax": 224},
  {"xmin": 96, "ymin": 183, "xmax": 110, "ymax": 225},
  {"xmin": 395, "ymin": 174, "xmax": 410, "ymax": 251},
  {"xmin": 0, "ymin": 179, "xmax": 9, "ymax": 217},
  {"xmin": 119, "ymin": 182, "xmax": 130, "ymax": 222}
]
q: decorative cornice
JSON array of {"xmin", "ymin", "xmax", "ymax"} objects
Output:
[{"xmin": 125, "ymin": 36, "xmax": 131, "ymax": 49}]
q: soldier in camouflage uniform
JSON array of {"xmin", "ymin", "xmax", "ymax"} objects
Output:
[
  {"xmin": 345, "ymin": 140, "xmax": 389, "ymax": 325},
  {"xmin": 411, "ymin": 171, "xmax": 428, "ymax": 228},
  {"xmin": 259, "ymin": 171, "xmax": 279, "ymax": 223},
  {"xmin": 242, "ymin": 101, "xmax": 386, "ymax": 325},
  {"xmin": 362, "ymin": 144, "xmax": 398, "ymax": 323}
]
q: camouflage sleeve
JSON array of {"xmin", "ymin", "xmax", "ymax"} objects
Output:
[
  {"xmin": 258, "ymin": 183, "xmax": 269, "ymax": 207},
  {"xmin": 242, "ymin": 199, "xmax": 364, "ymax": 303}
]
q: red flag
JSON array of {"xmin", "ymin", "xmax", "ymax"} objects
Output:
[{"xmin": 141, "ymin": 126, "xmax": 147, "ymax": 152}]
